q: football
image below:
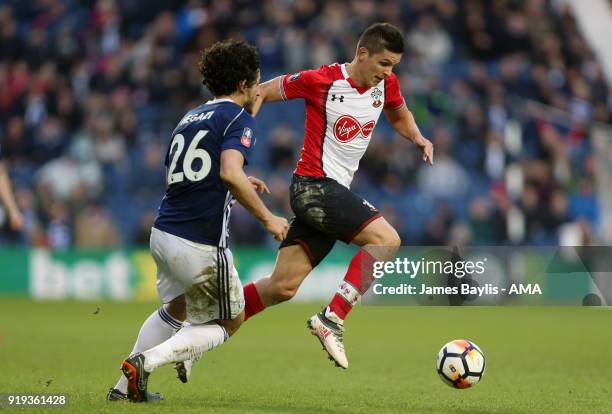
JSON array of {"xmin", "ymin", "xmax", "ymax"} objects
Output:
[{"xmin": 436, "ymin": 339, "xmax": 486, "ymax": 389}]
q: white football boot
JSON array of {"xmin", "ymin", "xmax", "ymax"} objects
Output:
[
  {"xmin": 173, "ymin": 321, "xmax": 201, "ymax": 383},
  {"xmin": 174, "ymin": 354, "xmax": 201, "ymax": 383},
  {"xmin": 307, "ymin": 309, "xmax": 348, "ymax": 369},
  {"xmin": 174, "ymin": 360, "xmax": 192, "ymax": 383}
]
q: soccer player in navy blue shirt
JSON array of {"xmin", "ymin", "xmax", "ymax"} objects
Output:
[{"xmin": 111, "ymin": 40, "xmax": 289, "ymax": 403}]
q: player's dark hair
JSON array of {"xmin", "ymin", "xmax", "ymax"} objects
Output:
[
  {"xmin": 357, "ymin": 23, "xmax": 405, "ymax": 54},
  {"xmin": 199, "ymin": 40, "xmax": 260, "ymax": 97}
]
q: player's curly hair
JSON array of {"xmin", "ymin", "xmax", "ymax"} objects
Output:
[
  {"xmin": 358, "ymin": 23, "xmax": 405, "ymax": 54},
  {"xmin": 198, "ymin": 40, "xmax": 260, "ymax": 97}
]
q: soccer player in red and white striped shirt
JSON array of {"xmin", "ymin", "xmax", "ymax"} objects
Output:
[{"xmin": 243, "ymin": 23, "xmax": 434, "ymax": 369}]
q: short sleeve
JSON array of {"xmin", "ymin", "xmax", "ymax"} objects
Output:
[
  {"xmin": 279, "ymin": 69, "xmax": 321, "ymax": 101},
  {"xmin": 222, "ymin": 112, "xmax": 256, "ymax": 165},
  {"xmin": 384, "ymin": 73, "xmax": 405, "ymax": 110}
]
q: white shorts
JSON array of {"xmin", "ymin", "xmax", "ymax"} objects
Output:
[{"xmin": 150, "ymin": 227, "xmax": 244, "ymax": 324}]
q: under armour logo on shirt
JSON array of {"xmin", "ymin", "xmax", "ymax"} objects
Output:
[{"xmin": 331, "ymin": 94, "xmax": 344, "ymax": 102}]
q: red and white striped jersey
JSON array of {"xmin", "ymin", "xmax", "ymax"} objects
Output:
[{"xmin": 280, "ymin": 63, "xmax": 404, "ymax": 188}]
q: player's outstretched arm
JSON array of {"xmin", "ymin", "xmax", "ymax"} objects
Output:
[
  {"xmin": 0, "ymin": 161, "xmax": 23, "ymax": 231},
  {"xmin": 220, "ymin": 149, "xmax": 288, "ymax": 241},
  {"xmin": 385, "ymin": 105, "xmax": 434, "ymax": 165},
  {"xmin": 251, "ymin": 76, "xmax": 284, "ymax": 117}
]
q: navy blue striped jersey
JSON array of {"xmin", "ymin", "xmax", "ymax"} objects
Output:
[{"xmin": 153, "ymin": 99, "xmax": 256, "ymax": 247}]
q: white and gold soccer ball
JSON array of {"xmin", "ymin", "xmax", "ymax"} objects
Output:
[{"xmin": 436, "ymin": 339, "xmax": 485, "ymax": 389}]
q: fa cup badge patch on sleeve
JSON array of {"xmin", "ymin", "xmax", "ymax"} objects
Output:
[{"xmin": 241, "ymin": 128, "xmax": 253, "ymax": 148}]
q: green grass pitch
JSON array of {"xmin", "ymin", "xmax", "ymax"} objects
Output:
[{"xmin": 1, "ymin": 298, "xmax": 611, "ymax": 413}]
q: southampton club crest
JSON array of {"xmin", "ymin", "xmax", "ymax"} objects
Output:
[{"xmin": 371, "ymin": 88, "xmax": 382, "ymax": 108}]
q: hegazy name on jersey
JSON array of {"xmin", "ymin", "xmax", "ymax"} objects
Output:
[{"xmin": 178, "ymin": 110, "xmax": 215, "ymax": 126}]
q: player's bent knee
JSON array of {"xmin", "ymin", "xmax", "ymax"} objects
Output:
[
  {"xmin": 379, "ymin": 223, "xmax": 401, "ymax": 247},
  {"xmin": 165, "ymin": 295, "xmax": 187, "ymax": 321},
  {"xmin": 386, "ymin": 229, "xmax": 401, "ymax": 247},
  {"xmin": 368, "ymin": 228, "xmax": 401, "ymax": 247}
]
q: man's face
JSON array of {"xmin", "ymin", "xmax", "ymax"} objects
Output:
[
  {"xmin": 244, "ymin": 71, "xmax": 261, "ymax": 113},
  {"xmin": 358, "ymin": 48, "xmax": 402, "ymax": 87}
]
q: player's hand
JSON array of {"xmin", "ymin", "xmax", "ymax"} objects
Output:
[
  {"xmin": 8, "ymin": 209, "xmax": 24, "ymax": 231},
  {"xmin": 247, "ymin": 176, "xmax": 270, "ymax": 194},
  {"xmin": 263, "ymin": 215, "xmax": 289, "ymax": 241},
  {"xmin": 418, "ymin": 137, "xmax": 434, "ymax": 165}
]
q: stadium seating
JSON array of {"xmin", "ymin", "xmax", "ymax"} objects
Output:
[{"xmin": 0, "ymin": 0, "xmax": 607, "ymax": 247}]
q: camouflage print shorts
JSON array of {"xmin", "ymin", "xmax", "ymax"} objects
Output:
[{"xmin": 279, "ymin": 175, "xmax": 380, "ymax": 266}]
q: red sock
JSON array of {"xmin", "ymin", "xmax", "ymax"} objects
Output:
[
  {"xmin": 243, "ymin": 282, "xmax": 265, "ymax": 321},
  {"xmin": 327, "ymin": 249, "xmax": 377, "ymax": 320}
]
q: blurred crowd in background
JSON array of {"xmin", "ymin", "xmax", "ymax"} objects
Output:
[{"xmin": 0, "ymin": 0, "xmax": 608, "ymax": 249}]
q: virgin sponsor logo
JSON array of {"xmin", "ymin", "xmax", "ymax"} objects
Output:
[
  {"xmin": 362, "ymin": 121, "xmax": 374, "ymax": 136},
  {"xmin": 333, "ymin": 115, "xmax": 375, "ymax": 143}
]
